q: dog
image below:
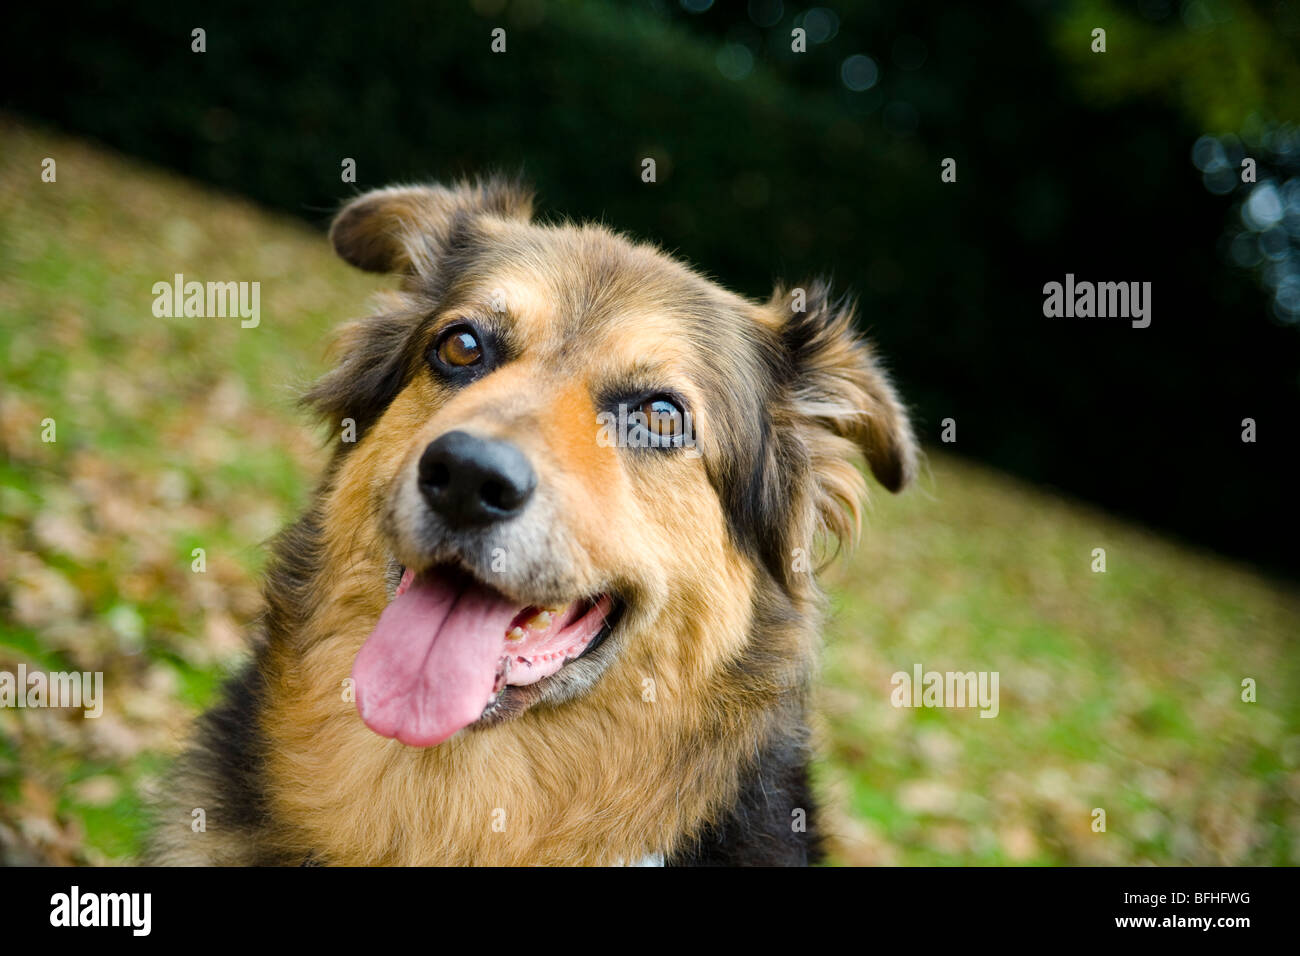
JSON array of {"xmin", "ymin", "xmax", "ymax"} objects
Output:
[{"xmin": 146, "ymin": 179, "xmax": 916, "ymax": 866}]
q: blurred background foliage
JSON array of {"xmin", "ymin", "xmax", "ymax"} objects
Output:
[
  {"xmin": 4, "ymin": 0, "xmax": 1299, "ymax": 574},
  {"xmin": 2, "ymin": 1, "xmax": 1299, "ymax": 865}
]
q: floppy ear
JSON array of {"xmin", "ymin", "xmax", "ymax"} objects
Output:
[
  {"xmin": 329, "ymin": 178, "xmax": 534, "ymax": 274},
  {"xmin": 772, "ymin": 280, "xmax": 918, "ymax": 547},
  {"xmin": 307, "ymin": 179, "xmax": 533, "ymax": 438}
]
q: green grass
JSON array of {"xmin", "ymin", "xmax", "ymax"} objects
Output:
[{"xmin": 2, "ymin": 117, "xmax": 1297, "ymax": 864}]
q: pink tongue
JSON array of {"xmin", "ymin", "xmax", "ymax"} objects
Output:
[{"xmin": 352, "ymin": 571, "xmax": 520, "ymax": 747}]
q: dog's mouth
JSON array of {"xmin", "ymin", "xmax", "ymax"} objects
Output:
[{"xmin": 352, "ymin": 564, "xmax": 616, "ymax": 748}]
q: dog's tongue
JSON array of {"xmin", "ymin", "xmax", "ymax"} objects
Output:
[{"xmin": 352, "ymin": 570, "xmax": 519, "ymax": 748}]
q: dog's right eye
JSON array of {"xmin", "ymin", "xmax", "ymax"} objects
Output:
[{"xmin": 433, "ymin": 326, "xmax": 483, "ymax": 368}]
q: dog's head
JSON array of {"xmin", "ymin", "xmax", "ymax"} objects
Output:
[{"xmin": 308, "ymin": 180, "xmax": 916, "ymax": 748}]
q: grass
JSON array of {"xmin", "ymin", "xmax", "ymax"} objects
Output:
[{"xmin": 2, "ymin": 116, "xmax": 1297, "ymax": 865}]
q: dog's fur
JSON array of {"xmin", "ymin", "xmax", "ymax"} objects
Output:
[{"xmin": 146, "ymin": 179, "xmax": 916, "ymax": 866}]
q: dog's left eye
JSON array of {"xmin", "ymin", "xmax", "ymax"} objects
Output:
[{"xmin": 434, "ymin": 326, "xmax": 483, "ymax": 368}]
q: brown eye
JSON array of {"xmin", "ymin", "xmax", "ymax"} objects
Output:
[
  {"xmin": 641, "ymin": 397, "xmax": 683, "ymax": 437},
  {"xmin": 436, "ymin": 326, "xmax": 482, "ymax": 367}
]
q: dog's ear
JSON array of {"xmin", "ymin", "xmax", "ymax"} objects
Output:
[
  {"xmin": 769, "ymin": 280, "xmax": 918, "ymax": 546},
  {"xmin": 329, "ymin": 179, "xmax": 534, "ymax": 274}
]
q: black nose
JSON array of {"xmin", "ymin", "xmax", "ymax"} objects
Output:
[{"xmin": 418, "ymin": 431, "xmax": 537, "ymax": 527}]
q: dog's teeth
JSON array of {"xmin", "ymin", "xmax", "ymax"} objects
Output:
[
  {"xmin": 526, "ymin": 610, "xmax": 554, "ymax": 631},
  {"xmin": 506, "ymin": 626, "xmax": 525, "ymax": 642}
]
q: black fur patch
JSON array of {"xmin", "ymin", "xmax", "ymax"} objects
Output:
[
  {"xmin": 666, "ymin": 726, "xmax": 823, "ymax": 866},
  {"xmin": 703, "ymin": 316, "xmax": 806, "ymax": 595},
  {"xmin": 713, "ymin": 408, "xmax": 797, "ymax": 591},
  {"xmin": 143, "ymin": 656, "xmax": 293, "ymax": 864}
]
